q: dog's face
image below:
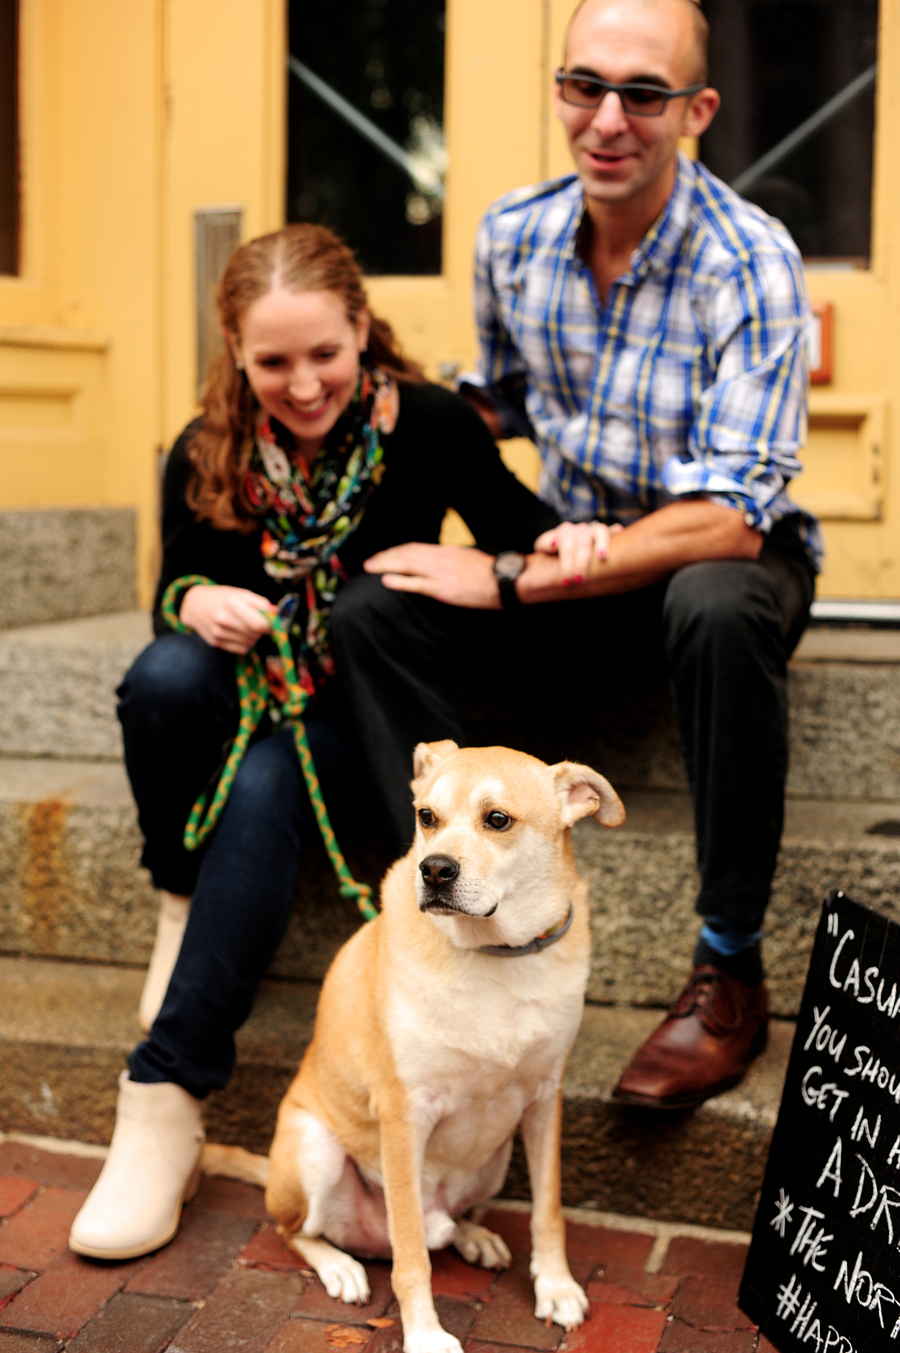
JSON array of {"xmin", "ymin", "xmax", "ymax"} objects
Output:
[{"xmin": 409, "ymin": 741, "xmax": 624, "ymax": 944}]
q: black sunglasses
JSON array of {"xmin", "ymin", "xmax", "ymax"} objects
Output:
[{"xmin": 555, "ymin": 69, "xmax": 704, "ymax": 116}]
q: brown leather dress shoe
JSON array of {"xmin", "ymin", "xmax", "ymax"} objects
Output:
[{"xmin": 611, "ymin": 966, "xmax": 768, "ymax": 1110}]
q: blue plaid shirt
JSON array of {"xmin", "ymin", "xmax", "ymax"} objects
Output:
[{"xmin": 475, "ymin": 152, "xmax": 822, "ymax": 569}]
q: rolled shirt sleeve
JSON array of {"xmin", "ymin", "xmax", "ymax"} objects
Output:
[{"xmin": 663, "ymin": 246, "xmax": 810, "ymax": 534}]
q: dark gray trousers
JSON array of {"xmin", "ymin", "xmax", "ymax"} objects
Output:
[{"xmin": 331, "ymin": 545, "xmax": 813, "ymax": 926}]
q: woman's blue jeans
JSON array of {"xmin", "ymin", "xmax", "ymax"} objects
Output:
[{"xmin": 118, "ymin": 633, "xmax": 360, "ymax": 1099}]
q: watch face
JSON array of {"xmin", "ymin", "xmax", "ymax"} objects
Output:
[{"xmin": 494, "ymin": 551, "xmax": 525, "ymax": 584}]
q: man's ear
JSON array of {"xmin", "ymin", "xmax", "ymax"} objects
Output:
[
  {"xmin": 551, "ymin": 761, "xmax": 625, "ymax": 828},
  {"xmin": 411, "ymin": 740, "xmax": 460, "ymax": 794},
  {"xmin": 682, "ymin": 86, "xmax": 720, "ymax": 139}
]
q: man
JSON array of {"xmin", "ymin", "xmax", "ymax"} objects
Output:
[{"xmin": 335, "ymin": 0, "xmax": 820, "ymax": 1110}]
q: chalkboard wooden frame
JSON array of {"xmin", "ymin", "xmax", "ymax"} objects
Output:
[{"xmin": 740, "ymin": 890, "xmax": 900, "ymax": 1352}]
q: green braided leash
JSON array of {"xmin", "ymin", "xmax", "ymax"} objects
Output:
[{"xmin": 161, "ymin": 575, "xmax": 377, "ymax": 922}]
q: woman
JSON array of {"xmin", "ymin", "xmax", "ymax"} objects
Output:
[{"xmin": 68, "ymin": 223, "xmax": 559, "ymax": 1260}]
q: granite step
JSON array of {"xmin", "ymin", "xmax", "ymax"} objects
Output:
[
  {"xmin": 0, "ymin": 756, "xmax": 898, "ymax": 1017},
  {"xmin": 0, "ymin": 508, "xmax": 137, "ymax": 630},
  {"xmin": 0, "ymin": 952, "xmax": 793, "ymax": 1231},
  {"xmin": 3, "ymin": 612, "xmax": 900, "ymax": 801},
  {"xmin": 0, "ymin": 611, "xmax": 151, "ymax": 759}
]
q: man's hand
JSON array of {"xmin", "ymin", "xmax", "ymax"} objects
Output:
[
  {"xmin": 180, "ymin": 584, "xmax": 277, "ymax": 654},
  {"xmin": 534, "ymin": 521, "xmax": 625, "ymax": 585},
  {"xmin": 364, "ymin": 543, "xmax": 501, "ymax": 609}
]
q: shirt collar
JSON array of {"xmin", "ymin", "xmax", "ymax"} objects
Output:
[
  {"xmin": 635, "ymin": 150, "xmax": 696, "ymax": 277},
  {"xmin": 566, "ymin": 150, "xmax": 697, "ymax": 279}
]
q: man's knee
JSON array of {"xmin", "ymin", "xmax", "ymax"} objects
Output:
[
  {"xmin": 662, "ymin": 559, "xmax": 780, "ymax": 659},
  {"xmin": 331, "ymin": 573, "xmax": 443, "ymax": 656},
  {"xmin": 331, "ymin": 573, "xmax": 402, "ymax": 639},
  {"xmin": 118, "ymin": 633, "xmax": 235, "ymax": 718}
]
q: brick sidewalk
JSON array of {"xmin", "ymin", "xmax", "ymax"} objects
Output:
[{"xmin": 0, "ymin": 1137, "xmax": 776, "ymax": 1353}]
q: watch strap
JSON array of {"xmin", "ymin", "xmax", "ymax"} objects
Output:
[{"xmin": 492, "ymin": 551, "xmax": 526, "ymax": 609}]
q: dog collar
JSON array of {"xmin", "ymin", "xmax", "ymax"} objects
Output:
[{"xmin": 477, "ymin": 902, "xmax": 574, "ymax": 958}]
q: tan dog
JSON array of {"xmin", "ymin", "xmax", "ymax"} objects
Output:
[{"xmin": 210, "ymin": 741, "xmax": 624, "ymax": 1353}]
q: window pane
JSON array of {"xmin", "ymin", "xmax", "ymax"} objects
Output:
[
  {"xmin": 287, "ymin": 0, "xmax": 446, "ymax": 276},
  {"xmin": 701, "ymin": 0, "xmax": 878, "ymax": 261},
  {"xmin": 0, "ymin": 0, "xmax": 17, "ymax": 275}
]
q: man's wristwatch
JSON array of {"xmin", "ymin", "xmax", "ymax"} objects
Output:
[{"xmin": 492, "ymin": 551, "xmax": 526, "ymax": 609}]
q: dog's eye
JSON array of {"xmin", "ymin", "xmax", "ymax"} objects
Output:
[
  {"xmin": 485, "ymin": 810, "xmax": 512, "ymax": 831},
  {"xmin": 418, "ymin": 808, "xmax": 436, "ymax": 827}
]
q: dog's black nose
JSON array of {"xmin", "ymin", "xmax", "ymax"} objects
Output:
[{"xmin": 419, "ymin": 854, "xmax": 460, "ymax": 887}]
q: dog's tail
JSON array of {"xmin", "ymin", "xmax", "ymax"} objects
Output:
[{"xmin": 201, "ymin": 1143, "xmax": 270, "ymax": 1188}]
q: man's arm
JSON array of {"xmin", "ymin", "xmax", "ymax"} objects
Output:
[
  {"xmin": 522, "ymin": 499, "xmax": 761, "ymax": 602},
  {"xmin": 364, "ymin": 500, "xmax": 761, "ymax": 609}
]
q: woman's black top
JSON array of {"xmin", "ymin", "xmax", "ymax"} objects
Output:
[{"xmin": 152, "ymin": 381, "xmax": 559, "ymax": 634}]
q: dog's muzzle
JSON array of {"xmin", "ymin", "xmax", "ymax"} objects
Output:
[
  {"xmin": 417, "ymin": 855, "xmax": 499, "ymax": 918},
  {"xmin": 419, "ymin": 855, "xmax": 459, "ymax": 887},
  {"xmin": 418, "ymin": 854, "xmax": 464, "ymax": 913}
]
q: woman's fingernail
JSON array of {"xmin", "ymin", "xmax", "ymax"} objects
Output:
[
  {"xmin": 574, "ymin": 574, "xmax": 583, "ymax": 584},
  {"xmin": 562, "ymin": 577, "xmax": 571, "ymax": 588}
]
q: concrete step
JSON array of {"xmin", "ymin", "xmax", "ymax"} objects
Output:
[
  {"xmin": 3, "ymin": 614, "xmax": 900, "ymax": 802},
  {"xmin": 0, "ymin": 508, "xmax": 137, "ymax": 630},
  {"xmin": 0, "ymin": 952, "xmax": 793, "ymax": 1231},
  {"xmin": 1, "ymin": 756, "xmax": 898, "ymax": 1016},
  {"xmin": 788, "ymin": 630, "xmax": 900, "ymax": 802},
  {"xmin": 0, "ymin": 611, "xmax": 151, "ymax": 758}
]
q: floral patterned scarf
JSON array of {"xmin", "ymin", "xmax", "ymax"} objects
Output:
[{"xmin": 242, "ymin": 363, "xmax": 398, "ymax": 698}]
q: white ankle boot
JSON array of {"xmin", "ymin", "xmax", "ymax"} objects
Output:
[
  {"xmin": 69, "ymin": 1072, "xmax": 204, "ymax": 1259},
  {"xmin": 138, "ymin": 891, "xmax": 190, "ymax": 1032}
]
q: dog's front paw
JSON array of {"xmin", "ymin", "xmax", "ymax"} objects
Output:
[
  {"xmin": 403, "ymin": 1329, "xmax": 464, "ymax": 1353},
  {"xmin": 315, "ymin": 1251, "xmax": 371, "ymax": 1305},
  {"xmin": 533, "ymin": 1273, "xmax": 589, "ymax": 1331},
  {"xmin": 452, "ymin": 1218, "xmax": 512, "ymax": 1270}
]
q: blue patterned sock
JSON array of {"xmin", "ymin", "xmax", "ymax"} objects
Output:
[{"xmin": 693, "ymin": 918, "xmax": 764, "ymax": 986}]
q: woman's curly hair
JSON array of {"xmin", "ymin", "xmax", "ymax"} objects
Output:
[{"xmin": 188, "ymin": 223, "xmax": 425, "ymax": 532}]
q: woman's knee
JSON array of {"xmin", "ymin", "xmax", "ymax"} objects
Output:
[
  {"xmin": 118, "ymin": 633, "xmax": 235, "ymax": 719},
  {"xmin": 228, "ymin": 730, "xmax": 304, "ymax": 818}
]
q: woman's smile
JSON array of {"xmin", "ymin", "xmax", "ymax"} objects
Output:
[{"xmin": 234, "ymin": 287, "xmax": 370, "ymax": 461}]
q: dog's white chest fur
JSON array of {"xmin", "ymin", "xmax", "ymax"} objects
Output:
[
  {"xmin": 388, "ymin": 958, "xmax": 585, "ymax": 1070},
  {"xmin": 385, "ymin": 960, "xmax": 585, "ymax": 1174}
]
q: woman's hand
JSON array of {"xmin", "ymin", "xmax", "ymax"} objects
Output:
[
  {"xmin": 364, "ymin": 543, "xmax": 501, "ymax": 609},
  {"xmin": 180, "ymin": 585, "xmax": 276, "ymax": 654},
  {"xmin": 533, "ymin": 521, "xmax": 624, "ymax": 585}
]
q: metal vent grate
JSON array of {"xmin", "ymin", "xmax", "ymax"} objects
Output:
[{"xmin": 195, "ymin": 206, "xmax": 242, "ymax": 397}]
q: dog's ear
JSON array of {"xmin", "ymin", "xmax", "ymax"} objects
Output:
[
  {"xmin": 551, "ymin": 761, "xmax": 625, "ymax": 828},
  {"xmin": 411, "ymin": 740, "xmax": 460, "ymax": 792}
]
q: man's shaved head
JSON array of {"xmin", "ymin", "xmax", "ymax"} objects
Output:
[
  {"xmin": 555, "ymin": 0, "xmax": 719, "ymax": 214},
  {"xmin": 564, "ymin": 0, "xmax": 709, "ymax": 86}
]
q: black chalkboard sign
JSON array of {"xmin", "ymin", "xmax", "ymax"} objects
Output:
[{"xmin": 740, "ymin": 890, "xmax": 900, "ymax": 1352}]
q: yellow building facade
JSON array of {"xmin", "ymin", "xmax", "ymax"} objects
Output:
[{"xmin": 1, "ymin": 0, "xmax": 898, "ymax": 603}]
